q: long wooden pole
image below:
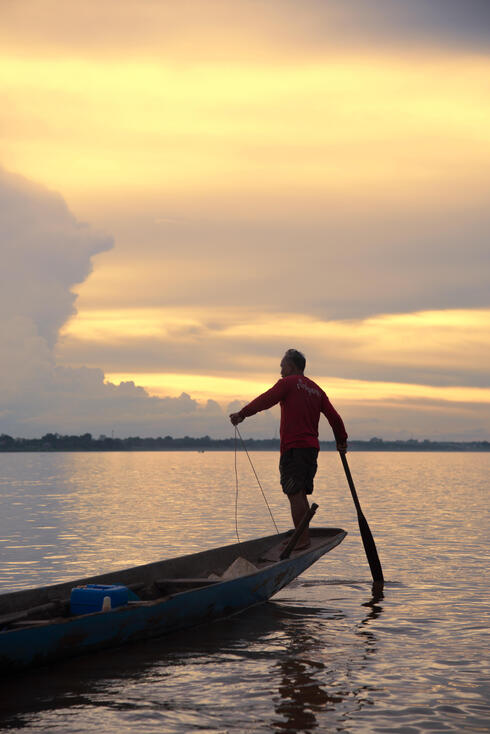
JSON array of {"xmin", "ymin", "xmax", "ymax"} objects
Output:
[
  {"xmin": 340, "ymin": 453, "xmax": 384, "ymax": 587},
  {"xmin": 280, "ymin": 503, "xmax": 319, "ymax": 560}
]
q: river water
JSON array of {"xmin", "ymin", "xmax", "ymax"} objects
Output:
[{"xmin": 0, "ymin": 451, "xmax": 488, "ymax": 733}]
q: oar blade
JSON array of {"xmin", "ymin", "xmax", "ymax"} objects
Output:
[
  {"xmin": 340, "ymin": 453, "xmax": 384, "ymax": 587},
  {"xmin": 357, "ymin": 509, "xmax": 384, "ymax": 584}
]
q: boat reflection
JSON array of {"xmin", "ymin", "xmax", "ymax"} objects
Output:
[{"xmin": 0, "ymin": 588, "xmax": 384, "ymax": 732}]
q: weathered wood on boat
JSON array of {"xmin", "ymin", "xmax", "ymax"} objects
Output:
[
  {"xmin": 155, "ymin": 578, "xmax": 218, "ymax": 591},
  {"xmin": 0, "ymin": 527, "xmax": 346, "ymax": 674},
  {"xmin": 0, "ymin": 601, "xmax": 66, "ymax": 626}
]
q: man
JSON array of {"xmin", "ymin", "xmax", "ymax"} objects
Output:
[{"xmin": 229, "ymin": 349, "xmax": 348, "ymax": 549}]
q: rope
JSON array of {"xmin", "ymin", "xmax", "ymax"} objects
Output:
[
  {"xmin": 234, "ymin": 427, "xmax": 241, "ymax": 544},
  {"xmin": 234, "ymin": 425, "xmax": 280, "ymax": 536}
]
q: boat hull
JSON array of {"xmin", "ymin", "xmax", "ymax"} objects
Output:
[{"xmin": 0, "ymin": 528, "xmax": 346, "ymax": 673}]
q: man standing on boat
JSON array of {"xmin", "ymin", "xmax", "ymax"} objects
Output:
[{"xmin": 229, "ymin": 349, "xmax": 348, "ymax": 549}]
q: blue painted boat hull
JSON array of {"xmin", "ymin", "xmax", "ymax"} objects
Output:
[{"xmin": 0, "ymin": 528, "xmax": 346, "ymax": 673}]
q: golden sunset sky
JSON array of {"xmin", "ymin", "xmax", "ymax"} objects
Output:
[{"xmin": 1, "ymin": 0, "xmax": 489, "ymax": 439}]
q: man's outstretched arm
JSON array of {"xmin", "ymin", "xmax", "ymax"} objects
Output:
[{"xmin": 229, "ymin": 379, "xmax": 287, "ymax": 426}]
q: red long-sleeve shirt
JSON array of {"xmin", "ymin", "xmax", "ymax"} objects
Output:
[{"xmin": 239, "ymin": 374, "xmax": 347, "ymax": 454}]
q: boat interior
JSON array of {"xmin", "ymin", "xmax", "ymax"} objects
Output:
[{"xmin": 0, "ymin": 528, "xmax": 346, "ymax": 631}]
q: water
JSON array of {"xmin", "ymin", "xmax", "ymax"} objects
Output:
[{"xmin": 0, "ymin": 451, "xmax": 488, "ymax": 733}]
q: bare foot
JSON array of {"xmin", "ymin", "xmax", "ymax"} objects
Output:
[
  {"xmin": 292, "ymin": 541, "xmax": 311, "ymax": 551},
  {"xmin": 279, "ymin": 537, "xmax": 311, "ymax": 552}
]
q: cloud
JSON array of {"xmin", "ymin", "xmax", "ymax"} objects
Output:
[
  {"xmin": 7, "ymin": 171, "xmax": 483, "ymax": 442},
  {"xmin": 0, "ymin": 168, "xmax": 112, "ymax": 346},
  {"xmin": 337, "ymin": 395, "xmax": 490, "ymax": 443},
  {"xmin": 58, "ymin": 308, "xmax": 490, "ymax": 390},
  {"xmin": 67, "ymin": 196, "xmax": 490, "ymax": 323},
  {"xmin": 1, "ymin": 1, "xmax": 489, "ymax": 57},
  {"xmin": 0, "ymin": 169, "xmax": 235, "ymax": 437}
]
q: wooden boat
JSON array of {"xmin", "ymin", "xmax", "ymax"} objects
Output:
[{"xmin": 0, "ymin": 527, "xmax": 346, "ymax": 673}]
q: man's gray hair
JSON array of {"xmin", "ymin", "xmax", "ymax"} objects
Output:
[{"xmin": 284, "ymin": 349, "xmax": 306, "ymax": 372}]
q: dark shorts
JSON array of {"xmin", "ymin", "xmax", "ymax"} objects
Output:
[{"xmin": 279, "ymin": 447, "xmax": 319, "ymax": 496}]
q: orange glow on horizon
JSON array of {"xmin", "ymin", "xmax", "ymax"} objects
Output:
[
  {"xmin": 80, "ymin": 306, "xmax": 490, "ymax": 407},
  {"xmin": 60, "ymin": 306, "xmax": 490, "ymax": 376},
  {"xmin": 58, "ymin": 305, "xmax": 490, "ymax": 410},
  {"xmin": 104, "ymin": 371, "xmax": 490, "ymax": 408}
]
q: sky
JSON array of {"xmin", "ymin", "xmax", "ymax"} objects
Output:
[{"xmin": 1, "ymin": 0, "xmax": 489, "ymax": 440}]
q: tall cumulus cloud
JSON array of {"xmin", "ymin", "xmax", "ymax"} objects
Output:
[{"xmin": 0, "ymin": 169, "xmax": 234, "ymax": 437}]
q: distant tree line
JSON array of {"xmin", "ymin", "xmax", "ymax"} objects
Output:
[{"xmin": 0, "ymin": 433, "xmax": 488, "ymax": 452}]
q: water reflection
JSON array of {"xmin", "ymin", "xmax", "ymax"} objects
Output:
[
  {"xmin": 1, "ymin": 452, "xmax": 488, "ymax": 732},
  {"xmin": 273, "ymin": 624, "xmax": 340, "ymax": 732},
  {"xmin": 0, "ymin": 452, "xmax": 291, "ymax": 592},
  {"xmin": 271, "ymin": 591, "xmax": 383, "ymax": 732},
  {"xmin": 360, "ymin": 583, "xmax": 384, "ymax": 620},
  {"xmin": 0, "ymin": 593, "xmax": 384, "ymax": 733}
]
